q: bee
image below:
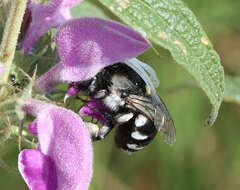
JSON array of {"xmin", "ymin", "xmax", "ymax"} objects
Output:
[{"xmin": 74, "ymin": 58, "xmax": 176, "ymax": 152}]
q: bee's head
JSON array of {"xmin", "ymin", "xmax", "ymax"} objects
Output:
[
  {"xmin": 101, "ymin": 59, "xmax": 159, "ymax": 112},
  {"xmin": 103, "ymin": 73, "xmax": 146, "ymax": 111}
]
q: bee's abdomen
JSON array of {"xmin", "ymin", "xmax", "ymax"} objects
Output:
[{"xmin": 115, "ymin": 113, "xmax": 157, "ymax": 152}]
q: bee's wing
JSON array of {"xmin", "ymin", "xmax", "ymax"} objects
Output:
[
  {"xmin": 127, "ymin": 94, "xmax": 176, "ymax": 146},
  {"xmin": 151, "ymin": 94, "xmax": 176, "ymax": 146}
]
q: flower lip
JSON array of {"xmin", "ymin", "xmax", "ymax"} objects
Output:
[
  {"xmin": 21, "ymin": 0, "xmax": 83, "ymax": 53},
  {"xmin": 18, "ymin": 150, "xmax": 58, "ymax": 190},
  {"xmin": 55, "ymin": 17, "xmax": 150, "ymax": 69},
  {"xmin": 35, "ymin": 17, "xmax": 150, "ymax": 93},
  {"xmin": 19, "ymin": 99, "xmax": 93, "ymax": 190}
]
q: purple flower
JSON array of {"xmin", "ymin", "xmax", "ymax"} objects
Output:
[
  {"xmin": 0, "ymin": 62, "xmax": 4, "ymax": 76},
  {"xmin": 21, "ymin": 0, "xmax": 82, "ymax": 53},
  {"xmin": 19, "ymin": 99, "xmax": 93, "ymax": 190},
  {"xmin": 20, "ymin": 0, "xmax": 32, "ymax": 39},
  {"xmin": 35, "ymin": 17, "xmax": 150, "ymax": 93},
  {"xmin": 79, "ymin": 99, "xmax": 109, "ymax": 125}
]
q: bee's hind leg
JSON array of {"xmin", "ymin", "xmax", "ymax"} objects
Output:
[{"xmin": 84, "ymin": 121, "xmax": 115, "ymax": 141}]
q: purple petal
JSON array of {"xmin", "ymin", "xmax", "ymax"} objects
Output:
[
  {"xmin": 22, "ymin": 99, "xmax": 93, "ymax": 190},
  {"xmin": 0, "ymin": 62, "xmax": 4, "ymax": 76},
  {"xmin": 67, "ymin": 86, "xmax": 80, "ymax": 96},
  {"xmin": 21, "ymin": 0, "xmax": 82, "ymax": 53},
  {"xmin": 87, "ymin": 99, "xmax": 109, "ymax": 112},
  {"xmin": 28, "ymin": 120, "xmax": 38, "ymax": 135},
  {"xmin": 64, "ymin": 85, "xmax": 80, "ymax": 102},
  {"xmin": 34, "ymin": 62, "xmax": 63, "ymax": 93},
  {"xmin": 20, "ymin": 0, "xmax": 32, "ymax": 39},
  {"xmin": 35, "ymin": 17, "xmax": 149, "ymax": 93},
  {"xmin": 55, "ymin": 17, "xmax": 149, "ymax": 81},
  {"xmin": 22, "ymin": 98, "xmax": 51, "ymax": 117},
  {"xmin": 18, "ymin": 149, "xmax": 58, "ymax": 190},
  {"xmin": 80, "ymin": 106, "xmax": 106, "ymax": 125},
  {"xmin": 80, "ymin": 99, "xmax": 109, "ymax": 125},
  {"xmin": 38, "ymin": 108, "xmax": 93, "ymax": 189}
]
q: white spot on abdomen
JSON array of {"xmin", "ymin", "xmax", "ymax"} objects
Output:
[
  {"xmin": 117, "ymin": 113, "xmax": 134, "ymax": 123},
  {"xmin": 135, "ymin": 114, "xmax": 147, "ymax": 127},
  {"xmin": 131, "ymin": 131, "xmax": 148, "ymax": 140},
  {"xmin": 126, "ymin": 144, "xmax": 144, "ymax": 150}
]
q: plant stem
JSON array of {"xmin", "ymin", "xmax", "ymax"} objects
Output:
[{"xmin": 0, "ymin": 0, "xmax": 27, "ymax": 98}]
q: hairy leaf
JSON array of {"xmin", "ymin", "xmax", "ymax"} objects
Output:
[{"xmin": 98, "ymin": 0, "xmax": 224, "ymax": 126}]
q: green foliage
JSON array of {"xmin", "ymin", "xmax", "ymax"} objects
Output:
[
  {"xmin": 97, "ymin": 0, "xmax": 225, "ymax": 126},
  {"xmin": 224, "ymin": 75, "xmax": 240, "ymax": 103},
  {"xmin": 1, "ymin": 0, "xmax": 240, "ymax": 190},
  {"xmin": 72, "ymin": 0, "xmax": 111, "ymax": 19}
]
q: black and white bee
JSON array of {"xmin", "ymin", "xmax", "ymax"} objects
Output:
[{"xmin": 73, "ymin": 58, "xmax": 176, "ymax": 152}]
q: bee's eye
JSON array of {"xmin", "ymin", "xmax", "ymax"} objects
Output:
[{"xmin": 121, "ymin": 91, "xmax": 129, "ymax": 98}]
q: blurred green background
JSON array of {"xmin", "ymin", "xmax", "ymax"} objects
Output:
[{"xmin": 1, "ymin": 0, "xmax": 240, "ymax": 189}]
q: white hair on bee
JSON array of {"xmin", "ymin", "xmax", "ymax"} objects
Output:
[{"xmin": 125, "ymin": 58, "xmax": 159, "ymax": 94}]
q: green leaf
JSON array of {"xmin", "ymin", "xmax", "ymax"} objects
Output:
[
  {"xmin": 72, "ymin": 0, "xmax": 111, "ymax": 19},
  {"xmin": 224, "ymin": 75, "xmax": 240, "ymax": 103},
  {"xmin": 98, "ymin": 0, "xmax": 224, "ymax": 126}
]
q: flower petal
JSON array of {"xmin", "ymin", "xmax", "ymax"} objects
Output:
[
  {"xmin": 20, "ymin": 0, "xmax": 32, "ymax": 39},
  {"xmin": 0, "ymin": 62, "xmax": 4, "ymax": 76},
  {"xmin": 35, "ymin": 17, "xmax": 149, "ymax": 93},
  {"xmin": 18, "ymin": 149, "xmax": 58, "ymax": 190},
  {"xmin": 22, "ymin": 99, "xmax": 93, "ymax": 190},
  {"xmin": 34, "ymin": 62, "xmax": 63, "ymax": 93},
  {"xmin": 79, "ymin": 99, "xmax": 108, "ymax": 125},
  {"xmin": 55, "ymin": 17, "xmax": 150, "ymax": 81},
  {"xmin": 67, "ymin": 85, "xmax": 80, "ymax": 96},
  {"xmin": 28, "ymin": 119, "xmax": 38, "ymax": 135},
  {"xmin": 21, "ymin": 0, "xmax": 82, "ymax": 53},
  {"xmin": 64, "ymin": 84, "xmax": 80, "ymax": 102}
]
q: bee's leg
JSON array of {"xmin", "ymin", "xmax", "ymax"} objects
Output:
[
  {"xmin": 76, "ymin": 77, "xmax": 107, "ymax": 98},
  {"xmin": 95, "ymin": 111, "xmax": 116, "ymax": 141},
  {"xmin": 83, "ymin": 107, "xmax": 115, "ymax": 141},
  {"xmin": 85, "ymin": 121, "xmax": 115, "ymax": 141},
  {"xmin": 87, "ymin": 77, "xmax": 99, "ymax": 95},
  {"xmin": 84, "ymin": 122, "xmax": 99, "ymax": 138},
  {"xmin": 96, "ymin": 121, "xmax": 115, "ymax": 141}
]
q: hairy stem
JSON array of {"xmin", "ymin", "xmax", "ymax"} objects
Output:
[{"xmin": 0, "ymin": 0, "xmax": 27, "ymax": 98}]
